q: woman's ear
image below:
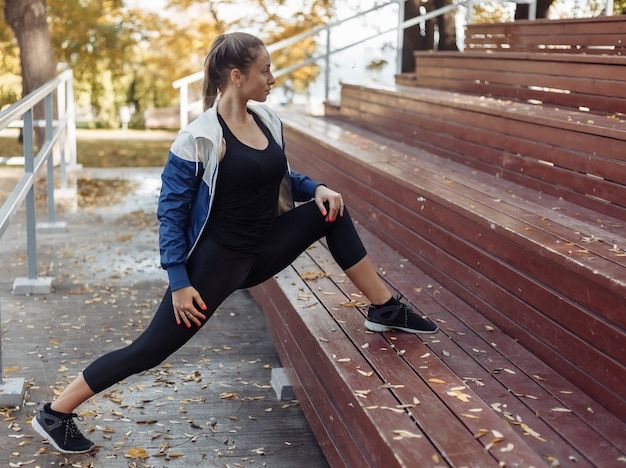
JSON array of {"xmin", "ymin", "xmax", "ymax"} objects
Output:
[{"xmin": 230, "ymin": 68, "xmax": 243, "ymax": 88}]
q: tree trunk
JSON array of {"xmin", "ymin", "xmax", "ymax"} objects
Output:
[
  {"xmin": 4, "ymin": 0, "xmax": 57, "ymax": 146},
  {"xmin": 515, "ymin": 0, "xmax": 554, "ymax": 19},
  {"xmin": 434, "ymin": 0, "xmax": 458, "ymax": 51},
  {"xmin": 401, "ymin": 0, "xmax": 430, "ymax": 73},
  {"xmin": 401, "ymin": 0, "xmax": 458, "ymax": 72}
]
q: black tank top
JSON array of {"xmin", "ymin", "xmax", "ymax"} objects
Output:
[{"xmin": 203, "ymin": 110, "xmax": 287, "ymax": 253}]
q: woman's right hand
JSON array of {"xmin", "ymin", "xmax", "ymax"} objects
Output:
[{"xmin": 172, "ymin": 286, "xmax": 207, "ymax": 328}]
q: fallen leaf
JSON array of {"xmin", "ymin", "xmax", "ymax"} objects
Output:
[
  {"xmin": 300, "ymin": 271, "xmax": 330, "ymax": 280},
  {"xmin": 551, "ymin": 407, "xmax": 572, "ymax": 413},
  {"xmin": 125, "ymin": 447, "xmax": 149, "ymax": 459},
  {"xmin": 393, "ymin": 429, "xmax": 422, "ymax": 439},
  {"xmin": 428, "ymin": 378, "xmax": 446, "ymax": 384},
  {"xmin": 500, "ymin": 443, "xmax": 515, "ymax": 452},
  {"xmin": 447, "ymin": 390, "xmax": 472, "ymax": 403}
]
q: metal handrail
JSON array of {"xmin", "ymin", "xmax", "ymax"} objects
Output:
[
  {"xmin": 172, "ymin": 0, "xmax": 548, "ymax": 128},
  {"xmin": 0, "ymin": 68, "xmax": 76, "ymax": 294},
  {"xmin": 171, "ymin": 1, "xmax": 471, "ymax": 127},
  {"xmin": 173, "ymin": 0, "xmax": 403, "ymax": 127}
]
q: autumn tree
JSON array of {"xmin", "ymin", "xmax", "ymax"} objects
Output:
[
  {"xmin": 165, "ymin": 0, "xmax": 336, "ymax": 103},
  {"xmin": 3, "ymin": 0, "xmax": 57, "ymax": 144}
]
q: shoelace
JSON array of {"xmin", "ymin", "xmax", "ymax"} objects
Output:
[
  {"xmin": 61, "ymin": 414, "xmax": 84, "ymax": 442},
  {"xmin": 392, "ymin": 295, "xmax": 413, "ymax": 326}
]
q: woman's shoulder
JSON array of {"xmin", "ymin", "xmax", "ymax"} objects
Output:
[{"xmin": 170, "ymin": 108, "xmax": 221, "ymax": 160}]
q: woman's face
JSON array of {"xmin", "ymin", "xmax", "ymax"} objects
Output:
[{"xmin": 240, "ymin": 47, "xmax": 275, "ymax": 102}]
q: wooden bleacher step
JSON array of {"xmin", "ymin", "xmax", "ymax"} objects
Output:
[{"xmin": 252, "ymin": 224, "xmax": 626, "ymax": 466}]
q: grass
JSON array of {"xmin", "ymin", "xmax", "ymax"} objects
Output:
[{"xmin": 0, "ymin": 134, "xmax": 173, "ymax": 167}]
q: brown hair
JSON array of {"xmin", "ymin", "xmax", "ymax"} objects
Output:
[{"xmin": 202, "ymin": 32, "xmax": 265, "ymax": 110}]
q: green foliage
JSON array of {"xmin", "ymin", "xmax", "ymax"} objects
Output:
[{"xmin": 0, "ymin": 0, "xmax": 21, "ymax": 107}]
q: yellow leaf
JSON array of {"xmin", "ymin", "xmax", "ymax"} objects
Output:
[
  {"xmin": 3, "ymin": 366, "xmax": 20, "ymax": 372},
  {"xmin": 125, "ymin": 447, "xmax": 149, "ymax": 459},
  {"xmin": 447, "ymin": 390, "xmax": 472, "ymax": 403},
  {"xmin": 300, "ymin": 271, "xmax": 329, "ymax": 280},
  {"xmin": 428, "ymin": 378, "xmax": 446, "ymax": 384},
  {"xmin": 393, "ymin": 429, "xmax": 422, "ymax": 439}
]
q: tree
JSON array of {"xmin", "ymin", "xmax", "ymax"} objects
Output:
[
  {"xmin": 401, "ymin": 0, "xmax": 431, "ymax": 72},
  {"xmin": 1, "ymin": 0, "xmax": 338, "ymax": 125},
  {"xmin": 4, "ymin": 0, "xmax": 57, "ymax": 144},
  {"xmin": 165, "ymin": 0, "xmax": 336, "ymax": 103},
  {"xmin": 401, "ymin": 0, "xmax": 458, "ymax": 73},
  {"xmin": 515, "ymin": 0, "xmax": 554, "ymax": 19}
]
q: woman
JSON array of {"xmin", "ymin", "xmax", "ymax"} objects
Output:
[{"xmin": 32, "ymin": 32, "xmax": 438, "ymax": 454}]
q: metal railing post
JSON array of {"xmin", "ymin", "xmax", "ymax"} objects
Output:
[
  {"xmin": 324, "ymin": 28, "xmax": 331, "ymax": 103},
  {"xmin": 2, "ymin": 70, "xmax": 74, "ymax": 294},
  {"xmin": 57, "ymin": 79, "xmax": 68, "ymax": 189},
  {"xmin": 66, "ymin": 74, "xmax": 77, "ymax": 168},
  {"xmin": 397, "ymin": 0, "xmax": 405, "ymax": 74},
  {"xmin": 22, "ymin": 109, "xmax": 38, "ymax": 282},
  {"xmin": 44, "ymin": 94, "xmax": 56, "ymax": 224}
]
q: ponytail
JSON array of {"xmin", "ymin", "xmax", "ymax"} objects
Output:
[{"xmin": 202, "ymin": 32, "xmax": 265, "ymax": 111}]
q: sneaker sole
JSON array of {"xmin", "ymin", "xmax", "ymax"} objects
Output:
[
  {"xmin": 31, "ymin": 416, "xmax": 95, "ymax": 454},
  {"xmin": 364, "ymin": 320, "xmax": 439, "ymax": 334}
]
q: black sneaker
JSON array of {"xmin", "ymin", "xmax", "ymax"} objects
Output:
[
  {"xmin": 31, "ymin": 402, "xmax": 96, "ymax": 454},
  {"xmin": 364, "ymin": 296, "xmax": 439, "ymax": 334}
]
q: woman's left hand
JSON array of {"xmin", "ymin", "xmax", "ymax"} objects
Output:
[{"xmin": 314, "ymin": 185, "xmax": 344, "ymax": 222}]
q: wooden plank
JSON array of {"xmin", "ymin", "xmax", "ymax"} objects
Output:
[
  {"xmin": 253, "ymin": 262, "xmax": 448, "ymax": 467},
  {"xmin": 411, "ymin": 52, "xmax": 626, "ymax": 113},
  {"xmin": 340, "ymin": 89, "xmax": 626, "ymax": 173},
  {"xmin": 283, "ymin": 110, "xmax": 626, "ymax": 295},
  {"xmin": 337, "ymin": 84, "xmax": 626, "ymax": 219},
  {"xmin": 341, "ymin": 84, "xmax": 626, "ymax": 170},
  {"xmin": 465, "ymin": 16, "xmax": 626, "ymax": 53},
  {"xmin": 250, "ymin": 283, "xmax": 357, "ymax": 467},
  {"xmin": 279, "ymin": 112, "xmax": 626, "ymax": 421},
  {"xmin": 289, "ymin": 120, "xmax": 626, "ymax": 343},
  {"xmin": 290, "ymin": 137, "xmax": 626, "ymax": 387},
  {"xmin": 351, "ymin": 228, "xmax": 626, "ymax": 466},
  {"xmin": 300, "ymin": 231, "xmax": 626, "ymax": 466},
  {"xmin": 289, "ymin": 252, "xmax": 549, "ymax": 467}
]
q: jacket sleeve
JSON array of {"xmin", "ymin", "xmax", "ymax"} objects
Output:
[
  {"xmin": 290, "ymin": 171, "xmax": 321, "ymax": 202},
  {"xmin": 157, "ymin": 145, "xmax": 204, "ymax": 291}
]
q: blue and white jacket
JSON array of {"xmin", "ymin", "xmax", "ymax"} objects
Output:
[{"xmin": 157, "ymin": 103, "xmax": 320, "ymax": 291}]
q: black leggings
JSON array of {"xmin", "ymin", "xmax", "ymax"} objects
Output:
[{"xmin": 82, "ymin": 201, "xmax": 366, "ymax": 393}]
